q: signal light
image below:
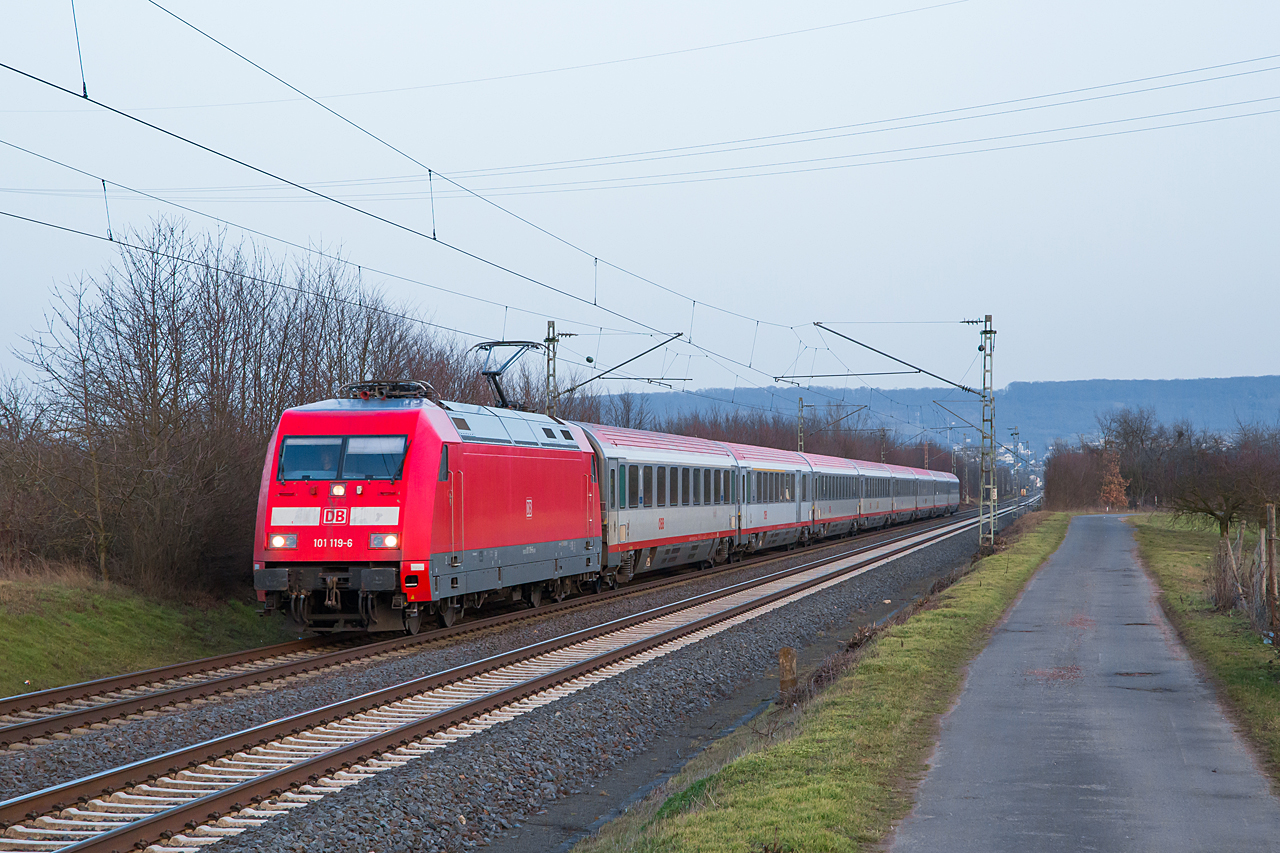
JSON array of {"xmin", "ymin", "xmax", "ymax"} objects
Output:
[
  {"xmin": 370, "ymin": 533, "xmax": 400, "ymax": 549},
  {"xmin": 268, "ymin": 533, "xmax": 297, "ymax": 549},
  {"xmin": 331, "ymin": 483, "xmax": 346, "ymax": 496}
]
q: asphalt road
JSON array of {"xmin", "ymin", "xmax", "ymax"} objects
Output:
[{"xmin": 891, "ymin": 514, "xmax": 1280, "ymax": 852}]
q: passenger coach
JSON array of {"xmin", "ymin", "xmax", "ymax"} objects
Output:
[{"xmin": 253, "ymin": 381, "xmax": 959, "ymax": 633}]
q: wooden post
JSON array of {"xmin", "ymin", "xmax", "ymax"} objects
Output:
[
  {"xmin": 1267, "ymin": 503, "xmax": 1277, "ymax": 631},
  {"xmin": 779, "ymin": 647, "xmax": 797, "ymax": 698}
]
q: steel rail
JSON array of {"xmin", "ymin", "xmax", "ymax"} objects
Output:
[
  {"xmin": 54, "ymin": 504, "xmax": 1031, "ymax": 853},
  {"xmin": 0, "ymin": 637, "xmax": 332, "ymax": 718},
  {"xmin": 0, "ymin": 502, "xmax": 1031, "ymax": 849},
  {"xmin": 0, "ymin": 508, "xmax": 984, "ymax": 746}
]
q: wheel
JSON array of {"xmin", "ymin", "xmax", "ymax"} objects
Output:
[
  {"xmin": 437, "ymin": 603, "xmax": 459, "ymax": 628},
  {"xmin": 403, "ymin": 606, "xmax": 422, "ymax": 635},
  {"xmin": 525, "ymin": 584, "xmax": 543, "ymax": 608}
]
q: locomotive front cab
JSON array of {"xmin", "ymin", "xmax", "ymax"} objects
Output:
[{"xmin": 254, "ymin": 384, "xmax": 446, "ymax": 634}]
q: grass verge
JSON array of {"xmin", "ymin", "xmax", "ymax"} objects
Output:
[
  {"xmin": 1128, "ymin": 514, "xmax": 1280, "ymax": 776},
  {"xmin": 574, "ymin": 510, "xmax": 1070, "ymax": 853},
  {"xmin": 0, "ymin": 569, "xmax": 299, "ymax": 697}
]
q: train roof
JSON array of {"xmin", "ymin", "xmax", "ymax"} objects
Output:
[
  {"xmin": 283, "ymin": 395, "xmax": 959, "ymax": 482},
  {"xmin": 723, "ymin": 442, "xmax": 809, "ymax": 469},
  {"xmin": 576, "ymin": 422, "xmax": 735, "ymax": 463},
  {"xmin": 799, "ymin": 452, "xmax": 868, "ymax": 474}
]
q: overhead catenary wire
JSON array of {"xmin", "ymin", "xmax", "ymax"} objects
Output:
[
  {"xmin": 7, "ymin": 0, "xmax": 973, "ymax": 115},
  {"xmin": 389, "ymin": 95, "xmax": 1280, "ymax": 197},
  {"xmin": 0, "ymin": 207, "xmax": 493, "ymax": 342},
  {"xmin": 60, "ymin": 93, "xmax": 1276, "ymax": 206},
  {"xmin": 0, "ymin": 59, "xmax": 705, "ymax": 351},
  {"xmin": 139, "ymin": 1, "xmax": 807, "ymax": 332},
  {"xmin": 0, "ymin": 137, "xmax": 648, "ymax": 341},
  {"xmin": 9, "ymin": 16, "xmax": 1248, "ymax": 428},
  {"xmin": 0, "ymin": 70, "xmax": 836, "ymax": 413},
  {"xmin": 445, "ymin": 57, "xmax": 1280, "ymax": 179},
  {"xmin": 93, "ymin": 50, "xmax": 1280, "ymax": 193}
]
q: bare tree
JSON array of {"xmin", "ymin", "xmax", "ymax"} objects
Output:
[{"xmin": 4, "ymin": 217, "xmax": 492, "ymax": 595}]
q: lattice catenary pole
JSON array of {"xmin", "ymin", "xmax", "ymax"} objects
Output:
[{"xmin": 979, "ymin": 314, "xmax": 998, "ymax": 548}]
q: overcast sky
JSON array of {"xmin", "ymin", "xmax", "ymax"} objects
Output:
[{"xmin": 2, "ymin": 1, "xmax": 1277, "ymax": 418}]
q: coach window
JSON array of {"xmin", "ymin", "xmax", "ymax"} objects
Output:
[
  {"xmin": 712, "ymin": 470, "xmax": 721, "ymax": 504},
  {"xmin": 643, "ymin": 466, "xmax": 654, "ymax": 508},
  {"xmin": 628, "ymin": 465, "xmax": 639, "ymax": 508},
  {"xmin": 703, "ymin": 469, "xmax": 711, "ymax": 506},
  {"xmin": 656, "ymin": 466, "xmax": 667, "ymax": 507},
  {"xmin": 732, "ymin": 471, "xmax": 738, "ymax": 504},
  {"xmin": 682, "ymin": 467, "xmax": 691, "ymax": 506},
  {"xmin": 610, "ymin": 468, "xmax": 616, "ymax": 508},
  {"xmin": 691, "ymin": 468, "xmax": 700, "ymax": 505}
]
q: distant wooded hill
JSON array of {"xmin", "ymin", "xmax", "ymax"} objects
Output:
[{"xmin": 615, "ymin": 376, "xmax": 1280, "ymax": 456}]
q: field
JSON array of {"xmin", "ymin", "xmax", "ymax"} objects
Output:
[
  {"xmin": 0, "ymin": 567, "xmax": 298, "ymax": 697},
  {"xmin": 575, "ymin": 511, "xmax": 1071, "ymax": 853},
  {"xmin": 1128, "ymin": 514, "xmax": 1280, "ymax": 776}
]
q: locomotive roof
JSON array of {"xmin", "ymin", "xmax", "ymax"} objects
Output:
[
  {"xmin": 291, "ymin": 397, "xmax": 434, "ymax": 413},
  {"xmin": 286, "ymin": 397, "xmax": 587, "ymax": 451}
]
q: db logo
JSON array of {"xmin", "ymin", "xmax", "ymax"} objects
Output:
[
  {"xmin": 658, "ymin": 518, "xmax": 665, "ymax": 530},
  {"xmin": 323, "ymin": 508, "xmax": 348, "ymax": 525},
  {"xmin": 526, "ymin": 499, "xmax": 533, "ymax": 518}
]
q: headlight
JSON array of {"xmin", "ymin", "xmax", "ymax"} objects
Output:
[
  {"xmin": 370, "ymin": 533, "xmax": 400, "ymax": 549},
  {"xmin": 268, "ymin": 533, "xmax": 297, "ymax": 549},
  {"xmin": 331, "ymin": 483, "xmax": 346, "ymax": 496}
]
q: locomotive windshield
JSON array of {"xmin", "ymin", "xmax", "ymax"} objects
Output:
[
  {"xmin": 341, "ymin": 436, "xmax": 407, "ymax": 479},
  {"xmin": 278, "ymin": 435, "xmax": 407, "ymax": 481},
  {"xmin": 279, "ymin": 437, "xmax": 341, "ymax": 480}
]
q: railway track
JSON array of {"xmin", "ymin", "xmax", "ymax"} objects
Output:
[
  {"xmin": 0, "ymin": 508, "xmax": 994, "ymax": 749},
  {"xmin": 0, "ymin": 502, "xmax": 1030, "ymax": 853}
]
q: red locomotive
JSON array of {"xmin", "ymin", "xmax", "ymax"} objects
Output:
[{"xmin": 253, "ymin": 381, "xmax": 959, "ymax": 633}]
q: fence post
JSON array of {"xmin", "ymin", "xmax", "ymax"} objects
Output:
[{"xmin": 1268, "ymin": 503, "xmax": 1277, "ymax": 631}]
